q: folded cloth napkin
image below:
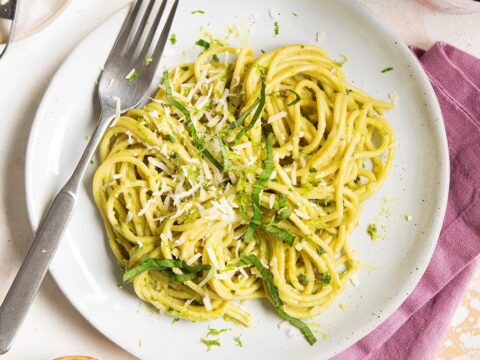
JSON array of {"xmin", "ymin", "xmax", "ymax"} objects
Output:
[{"xmin": 333, "ymin": 42, "xmax": 480, "ymax": 360}]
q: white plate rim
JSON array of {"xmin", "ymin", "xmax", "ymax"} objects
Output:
[
  {"xmin": 24, "ymin": 1, "xmax": 450, "ymax": 358},
  {"xmin": 0, "ymin": 0, "xmax": 71, "ymax": 44}
]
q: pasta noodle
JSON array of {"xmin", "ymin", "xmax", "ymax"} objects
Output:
[{"xmin": 93, "ymin": 44, "xmax": 395, "ymax": 342}]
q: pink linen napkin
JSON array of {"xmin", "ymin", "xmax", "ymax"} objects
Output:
[{"xmin": 333, "ymin": 42, "xmax": 480, "ymax": 360}]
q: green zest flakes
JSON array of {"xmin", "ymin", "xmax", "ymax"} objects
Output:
[
  {"xmin": 170, "ymin": 33, "xmax": 177, "ymax": 45},
  {"xmin": 144, "ymin": 57, "xmax": 153, "ymax": 66},
  {"xmin": 366, "ymin": 223, "xmax": 380, "ymax": 240},
  {"xmin": 334, "ymin": 54, "xmax": 349, "ymax": 67},
  {"xmin": 234, "ymin": 335, "xmax": 243, "ymax": 347},
  {"xmin": 200, "ymin": 338, "xmax": 220, "ymax": 351},
  {"xmin": 125, "ymin": 68, "xmax": 140, "ymax": 81},
  {"xmin": 381, "ymin": 67, "xmax": 394, "ymax": 73},
  {"xmin": 191, "ymin": 9, "xmax": 205, "ymax": 14},
  {"xmin": 235, "ymin": 255, "xmax": 317, "ymax": 345},
  {"xmin": 274, "ymin": 21, "xmax": 280, "ymax": 36},
  {"xmin": 207, "ymin": 327, "xmax": 231, "ymax": 337}
]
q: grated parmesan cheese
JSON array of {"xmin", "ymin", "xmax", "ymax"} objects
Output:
[
  {"xmin": 206, "ymin": 247, "xmax": 219, "ymax": 268},
  {"xmin": 268, "ymin": 111, "xmax": 287, "ymax": 124},
  {"xmin": 291, "ymin": 162, "xmax": 297, "ymax": 185},
  {"xmin": 231, "ymin": 142, "xmax": 251, "ymax": 151},
  {"xmin": 203, "ymin": 291, "xmax": 212, "ymax": 311},
  {"xmin": 138, "ymin": 199, "xmax": 156, "ymax": 216},
  {"xmin": 214, "ymin": 273, "xmax": 230, "ymax": 280},
  {"xmin": 186, "ymin": 253, "xmax": 202, "ymax": 265},
  {"xmin": 148, "ymin": 157, "xmax": 170, "ymax": 173},
  {"xmin": 110, "ymin": 96, "xmax": 122, "ymax": 127},
  {"xmin": 183, "ymin": 298, "xmax": 194, "ymax": 308},
  {"xmin": 269, "ymin": 193, "xmax": 275, "ymax": 209},
  {"xmin": 238, "ymin": 267, "xmax": 249, "ymax": 279},
  {"xmin": 294, "ymin": 209, "xmax": 310, "ymax": 220}
]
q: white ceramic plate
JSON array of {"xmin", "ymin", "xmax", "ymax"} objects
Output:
[
  {"xmin": 0, "ymin": 0, "xmax": 70, "ymax": 43},
  {"xmin": 25, "ymin": 1, "xmax": 449, "ymax": 359}
]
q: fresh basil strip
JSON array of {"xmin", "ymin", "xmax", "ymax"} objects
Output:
[
  {"xmin": 235, "ymin": 255, "xmax": 317, "ymax": 345},
  {"xmin": 235, "ymin": 79, "xmax": 267, "ymax": 141},
  {"xmin": 123, "ymin": 257, "xmax": 211, "ymax": 283},
  {"xmin": 228, "ymin": 98, "xmax": 260, "ymax": 130},
  {"xmin": 263, "ymin": 224, "xmax": 295, "ymax": 246},
  {"xmin": 244, "ymin": 132, "xmax": 274, "ymax": 242},
  {"xmin": 163, "ymin": 71, "xmax": 223, "ymax": 171},
  {"xmin": 271, "ymin": 89, "xmax": 301, "ymax": 106},
  {"xmin": 244, "ymin": 133, "xmax": 295, "ymax": 245},
  {"xmin": 195, "ymin": 39, "xmax": 210, "ymax": 50}
]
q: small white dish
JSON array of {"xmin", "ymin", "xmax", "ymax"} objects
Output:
[{"xmin": 25, "ymin": 1, "xmax": 449, "ymax": 359}]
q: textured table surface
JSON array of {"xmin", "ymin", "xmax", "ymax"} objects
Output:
[{"xmin": 0, "ymin": 0, "xmax": 478, "ymax": 359}]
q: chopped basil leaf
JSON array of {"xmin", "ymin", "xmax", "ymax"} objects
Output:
[
  {"xmin": 317, "ymin": 247, "xmax": 325, "ymax": 256},
  {"xmin": 321, "ymin": 272, "xmax": 331, "ymax": 284},
  {"xmin": 270, "ymin": 89, "xmax": 301, "ymax": 106},
  {"xmin": 309, "ymin": 168, "xmax": 318, "ymax": 173},
  {"xmin": 123, "ymin": 257, "xmax": 211, "ymax": 283},
  {"xmin": 228, "ymin": 98, "xmax": 260, "ymax": 130},
  {"xmin": 195, "ymin": 39, "xmax": 211, "ymax": 50},
  {"xmin": 166, "ymin": 134, "xmax": 176, "ymax": 143},
  {"xmin": 245, "ymin": 132, "xmax": 274, "ymax": 241},
  {"xmin": 212, "ymin": 54, "xmax": 220, "ymax": 62},
  {"xmin": 235, "ymin": 255, "xmax": 316, "ymax": 345},
  {"xmin": 163, "ymin": 71, "xmax": 223, "ymax": 171},
  {"xmin": 263, "ymin": 224, "xmax": 295, "ymax": 246},
  {"xmin": 172, "ymin": 317, "xmax": 180, "ymax": 324},
  {"xmin": 381, "ymin": 67, "xmax": 394, "ymax": 73},
  {"xmin": 235, "ymin": 79, "xmax": 266, "ymax": 141},
  {"xmin": 170, "ymin": 33, "xmax": 177, "ymax": 45}
]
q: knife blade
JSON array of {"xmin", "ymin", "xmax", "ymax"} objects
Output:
[{"xmin": 0, "ymin": 0, "xmax": 18, "ymax": 20}]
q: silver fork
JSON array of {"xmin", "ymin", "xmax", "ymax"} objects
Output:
[{"xmin": 0, "ymin": 0, "xmax": 178, "ymax": 353}]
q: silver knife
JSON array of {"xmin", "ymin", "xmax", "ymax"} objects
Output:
[{"xmin": 0, "ymin": 0, "xmax": 20, "ymax": 60}]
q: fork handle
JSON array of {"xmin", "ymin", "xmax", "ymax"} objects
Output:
[
  {"xmin": 0, "ymin": 109, "xmax": 114, "ymax": 354},
  {"xmin": 0, "ymin": 190, "xmax": 75, "ymax": 354}
]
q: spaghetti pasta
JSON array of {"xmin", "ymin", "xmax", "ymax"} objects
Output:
[{"xmin": 93, "ymin": 44, "xmax": 395, "ymax": 343}]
